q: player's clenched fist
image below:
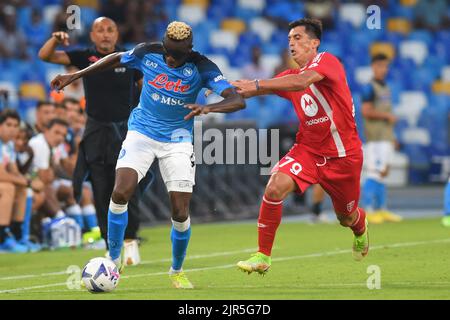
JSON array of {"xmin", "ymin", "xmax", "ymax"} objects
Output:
[
  {"xmin": 51, "ymin": 73, "xmax": 78, "ymax": 91},
  {"xmin": 52, "ymin": 31, "xmax": 70, "ymax": 46}
]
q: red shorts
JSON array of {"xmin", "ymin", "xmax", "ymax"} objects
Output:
[{"xmin": 272, "ymin": 144, "xmax": 363, "ymax": 215}]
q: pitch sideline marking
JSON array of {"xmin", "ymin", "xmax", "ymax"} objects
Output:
[
  {"xmin": 1, "ymin": 238, "xmax": 450, "ymax": 294},
  {"xmin": 0, "ymin": 247, "xmax": 258, "ymax": 281}
]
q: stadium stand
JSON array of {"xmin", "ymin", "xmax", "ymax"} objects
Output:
[{"xmin": 0, "ymin": 0, "xmax": 448, "ymax": 189}]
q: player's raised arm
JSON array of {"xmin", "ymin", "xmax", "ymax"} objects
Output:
[
  {"xmin": 184, "ymin": 87, "xmax": 245, "ymax": 120},
  {"xmin": 50, "ymin": 52, "xmax": 124, "ymax": 91}
]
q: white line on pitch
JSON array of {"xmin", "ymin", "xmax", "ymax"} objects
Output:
[
  {"xmin": 0, "ymin": 247, "xmax": 258, "ymax": 281},
  {"xmin": 1, "ymin": 238, "xmax": 449, "ymax": 294}
]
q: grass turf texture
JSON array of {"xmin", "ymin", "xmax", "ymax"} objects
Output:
[{"xmin": 0, "ymin": 217, "xmax": 449, "ymax": 300}]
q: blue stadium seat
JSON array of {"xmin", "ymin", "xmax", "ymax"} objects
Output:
[
  {"xmin": 392, "ymin": 4, "xmax": 414, "ymax": 19},
  {"xmin": 408, "ymin": 30, "xmax": 434, "ymax": 47},
  {"xmin": 319, "ymin": 41, "xmax": 343, "ymax": 58},
  {"xmin": 80, "ymin": 7, "xmax": 98, "ymax": 27},
  {"xmin": 409, "ymin": 67, "xmax": 435, "ymax": 93}
]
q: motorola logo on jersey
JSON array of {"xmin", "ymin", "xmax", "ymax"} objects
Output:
[
  {"xmin": 300, "ymin": 93, "xmax": 319, "ymax": 117},
  {"xmin": 305, "ymin": 116, "xmax": 329, "ymax": 126},
  {"xmin": 147, "ymin": 73, "xmax": 190, "ymax": 93}
]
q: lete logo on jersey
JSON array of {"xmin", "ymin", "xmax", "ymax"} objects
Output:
[
  {"xmin": 147, "ymin": 73, "xmax": 191, "ymax": 93},
  {"xmin": 300, "ymin": 94, "xmax": 319, "ymax": 117}
]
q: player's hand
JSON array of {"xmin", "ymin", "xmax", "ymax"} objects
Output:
[
  {"xmin": 230, "ymin": 80, "xmax": 257, "ymax": 98},
  {"xmin": 51, "ymin": 73, "xmax": 78, "ymax": 91},
  {"xmin": 184, "ymin": 104, "xmax": 210, "ymax": 120},
  {"xmin": 52, "ymin": 31, "xmax": 70, "ymax": 46}
]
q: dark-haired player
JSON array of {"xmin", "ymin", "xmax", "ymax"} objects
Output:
[
  {"xmin": 51, "ymin": 21, "xmax": 245, "ymax": 288},
  {"xmin": 232, "ymin": 18, "xmax": 368, "ymax": 274}
]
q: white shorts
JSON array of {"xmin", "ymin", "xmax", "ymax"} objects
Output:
[
  {"xmin": 116, "ymin": 130, "xmax": 195, "ymax": 193},
  {"xmin": 364, "ymin": 141, "xmax": 394, "ymax": 180}
]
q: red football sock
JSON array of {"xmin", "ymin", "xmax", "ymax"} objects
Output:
[
  {"xmin": 350, "ymin": 207, "xmax": 367, "ymax": 236},
  {"xmin": 258, "ymin": 196, "xmax": 283, "ymax": 256}
]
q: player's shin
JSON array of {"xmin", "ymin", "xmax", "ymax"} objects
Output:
[
  {"xmin": 170, "ymin": 216, "xmax": 191, "ymax": 272},
  {"xmin": 107, "ymin": 200, "xmax": 129, "ymax": 266},
  {"xmin": 258, "ymin": 196, "xmax": 283, "ymax": 256},
  {"xmin": 350, "ymin": 207, "xmax": 367, "ymax": 236}
]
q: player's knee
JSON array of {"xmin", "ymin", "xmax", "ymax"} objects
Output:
[
  {"xmin": 171, "ymin": 203, "xmax": 189, "ymax": 222},
  {"xmin": 111, "ymin": 188, "xmax": 132, "ymax": 204},
  {"xmin": 264, "ymin": 184, "xmax": 286, "ymax": 200}
]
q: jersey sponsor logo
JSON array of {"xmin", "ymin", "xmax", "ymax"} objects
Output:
[
  {"xmin": 305, "ymin": 116, "xmax": 330, "ymax": 126},
  {"xmin": 183, "ymin": 67, "xmax": 193, "ymax": 76},
  {"xmin": 145, "ymin": 60, "xmax": 158, "ymax": 69},
  {"xmin": 160, "ymin": 95, "xmax": 184, "ymax": 106},
  {"xmin": 147, "ymin": 73, "xmax": 190, "ymax": 93},
  {"xmin": 214, "ymin": 75, "xmax": 226, "ymax": 82},
  {"xmin": 300, "ymin": 94, "xmax": 319, "ymax": 117}
]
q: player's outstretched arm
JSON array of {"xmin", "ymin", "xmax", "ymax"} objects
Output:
[
  {"xmin": 50, "ymin": 52, "xmax": 125, "ymax": 91},
  {"xmin": 233, "ymin": 70, "xmax": 324, "ymax": 97},
  {"xmin": 184, "ymin": 88, "xmax": 245, "ymax": 120}
]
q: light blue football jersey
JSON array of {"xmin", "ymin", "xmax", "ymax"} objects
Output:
[{"xmin": 120, "ymin": 42, "xmax": 233, "ymax": 143}]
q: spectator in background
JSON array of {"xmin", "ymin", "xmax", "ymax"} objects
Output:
[
  {"xmin": 242, "ymin": 47, "xmax": 272, "ymax": 108},
  {"xmin": 14, "ymin": 122, "xmax": 45, "ymax": 250},
  {"xmin": 304, "ymin": 0, "xmax": 337, "ymax": 30},
  {"xmin": 274, "ymin": 49, "xmax": 297, "ymax": 75},
  {"xmin": 443, "ymin": 177, "xmax": 450, "ymax": 227},
  {"xmin": 242, "ymin": 47, "xmax": 272, "ymax": 81},
  {"xmin": 414, "ymin": 0, "xmax": 450, "ymax": 31},
  {"xmin": 23, "ymin": 8, "xmax": 50, "ymax": 50},
  {"xmin": 32, "ymin": 101, "xmax": 56, "ymax": 134},
  {"xmin": 0, "ymin": 5, "xmax": 28, "ymax": 60},
  {"xmin": 361, "ymin": 54, "xmax": 402, "ymax": 224},
  {"xmin": 0, "ymin": 109, "xmax": 28, "ymax": 253}
]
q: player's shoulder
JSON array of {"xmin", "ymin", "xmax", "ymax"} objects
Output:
[
  {"xmin": 129, "ymin": 42, "xmax": 165, "ymax": 59},
  {"xmin": 187, "ymin": 51, "xmax": 218, "ymax": 70},
  {"xmin": 310, "ymin": 51, "xmax": 340, "ymax": 67}
]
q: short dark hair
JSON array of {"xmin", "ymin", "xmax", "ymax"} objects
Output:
[
  {"xmin": 0, "ymin": 108, "xmax": 20, "ymax": 124},
  {"xmin": 371, "ymin": 53, "xmax": 390, "ymax": 63},
  {"xmin": 19, "ymin": 121, "xmax": 34, "ymax": 140},
  {"xmin": 46, "ymin": 118, "xmax": 69, "ymax": 130},
  {"xmin": 289, "ymin": 18, "xmax": 323, "ymax": 40},
  {"xmin": 36, "ymin": 100, "xmax": 55, "ymax": 109},
  {"xmin": 62, "ymin": 97, "xmax": 80, "ymax": 108}
]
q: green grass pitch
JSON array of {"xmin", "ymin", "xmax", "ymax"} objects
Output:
[{"xmin": 1, "ymin": 217, "xmax": 450, "ymax": 300}]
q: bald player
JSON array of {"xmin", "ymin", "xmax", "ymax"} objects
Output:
[{"xmin": 39, "ymin": 17, "xmax": 153, "ymax": 265}]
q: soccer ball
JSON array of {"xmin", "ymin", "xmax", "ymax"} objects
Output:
[{"xmin": 81, "ymin": 257, "xmax": 120, "ymax": 293}]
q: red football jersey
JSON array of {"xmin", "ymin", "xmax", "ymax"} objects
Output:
[{"xmin": 274, "ymin": 52, "xmax": 362, "ymax": 158}]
